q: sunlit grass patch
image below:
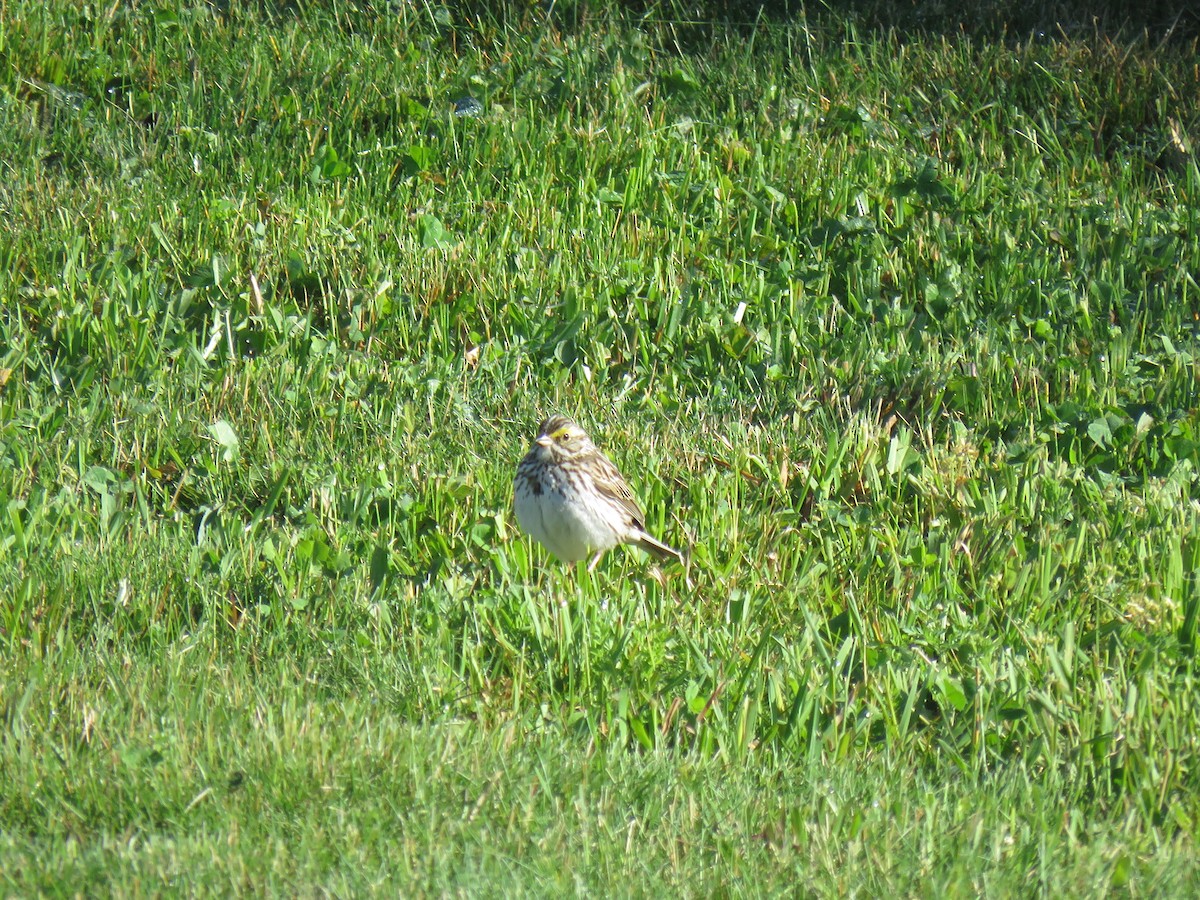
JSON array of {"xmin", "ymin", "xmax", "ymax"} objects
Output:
[{"xmin": 3, "ymin": 0, "xmax": 1200, "ymax": 893}]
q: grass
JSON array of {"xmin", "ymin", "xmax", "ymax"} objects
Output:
[{"xmin": 3, "ymin": 0, "xmax": 1200, "ymax": 894}]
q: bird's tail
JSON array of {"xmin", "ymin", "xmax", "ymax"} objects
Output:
[{"xmin": 635, "ymin": 532, "xmax": 684, "ymax": 565}]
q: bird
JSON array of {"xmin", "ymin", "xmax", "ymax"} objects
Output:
[{"xmin": 513, "ymin": 415, "xmax": 684, "ymax": 571}]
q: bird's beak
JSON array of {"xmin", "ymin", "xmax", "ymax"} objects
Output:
[{"xmin": 535, "ymin": 435, "xmax": 553, "ymax": 448}]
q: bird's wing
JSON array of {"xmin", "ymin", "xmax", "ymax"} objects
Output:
[{"xmin": 589, "ymin": 452, "xmax": 646, "ymax": 528}]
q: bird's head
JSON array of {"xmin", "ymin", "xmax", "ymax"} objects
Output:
[{"xmin": 533, "ymin": 415, "xmax": 593, "ymax": 460}]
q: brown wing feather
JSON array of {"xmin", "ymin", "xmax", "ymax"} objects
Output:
[{"xmin": 586, "ymin": 451, "xmax": 646, "ymax": 528}]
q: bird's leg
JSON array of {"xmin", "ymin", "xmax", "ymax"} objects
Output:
[{"xmin": 587, "ymin": 550, "xmax": 604, "ymax": 572}]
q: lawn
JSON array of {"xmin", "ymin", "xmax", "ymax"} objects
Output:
[{"xmin": 3, "ymin": 0, "xmax": 1200, "ymax": 894}]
